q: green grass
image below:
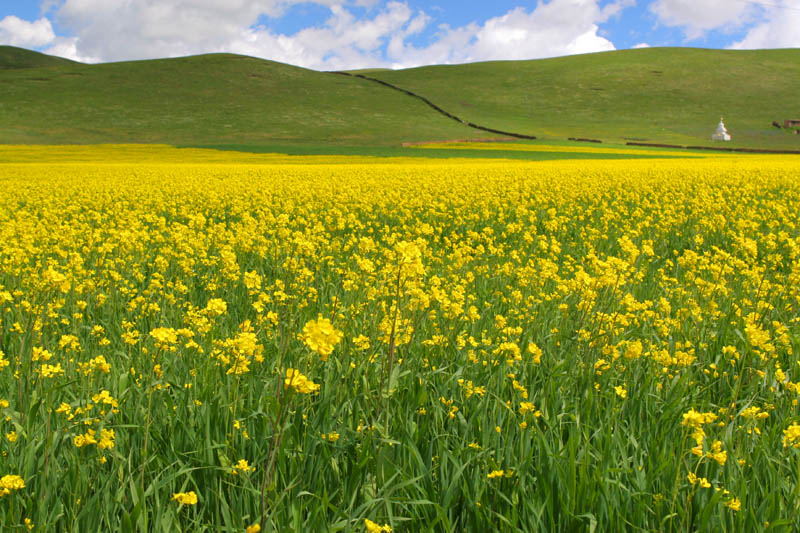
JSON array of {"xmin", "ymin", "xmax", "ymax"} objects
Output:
[
  {"xmin": 194, "ymin": 142, "xmax": 702, "ymax": 160},
  {"xmin": 2, "ymin": 45, "xmax": 799, "ymax": 150},
  {"xmin": 0, "ymin": 47, "xmax": 490, "ymax": 146},
  {"xmin": 365, "ymin": 47, "xmax": 800, "ymax": 149},
  {"xmin": 0, "ymin": 46, "xmax": 77, "ymax": 69}
]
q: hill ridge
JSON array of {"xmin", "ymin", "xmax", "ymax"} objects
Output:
[{"xmin": 0, "ymin": 45, "xmax": 78, "ymax": 69}]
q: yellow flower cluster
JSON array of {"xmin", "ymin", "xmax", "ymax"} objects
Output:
[
  {"xmin": 302, "ymin": 316, "xmax": 343, "ymax": 361},
  {"xmin": 364, "ymin": 518, "xmax": 392, "ymax": 532},
  {"xmin": 231, "ymin": 459, "xmax": 253, "ymax": 474},
  {"xmin": 172, "ymin": 491, "xmax": 198, "ymax": 505},
  {"xmin": 74, "ymin": 428, "xmax": 115, "ymax": 450},
  {"xmin": 284, "ymin": 369, "xmax": 320, "ymax": 394},
  {"xmin": 487, "ymin": 469, "xmax": 514, "ymax": 479},
  {"xmin": 783, "ymin": 422, "xmax": 800, "ymax": 448},
  {"xmin": 0, "ymin": 474, "xmax": 25, "ymax": 497},
  {"xmin": 0, "ymin": 144, "xmax": 799, "ymax": 528}
]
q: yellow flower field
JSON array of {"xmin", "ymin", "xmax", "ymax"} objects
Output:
[{"xmin": 1, "ymin": 145, "xmax": 799, "ymax": 531}]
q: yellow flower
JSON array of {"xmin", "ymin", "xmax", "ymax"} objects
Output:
[
  {"xmin": 783, "ymin": 422, "xmax": 800, "ymax": 448},
  {"xmin": 623, "ymin": 340, "xmax": 643, "ymax": 359},
  {"xmin": 284, "ymin": 368, "xmax": 320, "ymax": 394},
  {"xmin": 150, "ymin": 327, "xmax": 178, "ymax": 349},
  {"xmin": 243, "ymin": 271, "xmax": 262, "ymax": 291},
  {"xmin": 58, "ymin": 334, "xmax": 80, "ymax": 352},
  {"xmin": 740, "ymin": 406, "xmax": 768, "ymax": 419},
  {"xmin": 707, "ymin": 440, "xmax": 727, "ymax": 465},
  {"xmin": 92, "ymin": 390, "xmax": 119, "ymax": 408},
  {"xmin": 74, "ymin": 429, "xmax": 98, "ymax": 448},
  {"xmin": 205, "ymin": 298, "xmax": 228, "ymax": 317},
  {"xmin": 394, "ymin": 240, "xmax": 424, "ymax": 278},
  {"xmin": 0, "ymin": 474, "xmax": 25, "ymax": 497},
  {"xmin": 32, "ymin": 347, "xmax": 53, "ymax": 362},
  {"xmin": 226, "ymin": 355, "xmax": 251, "ymax": 376},
  {"xmin": 487, "ymin": 469, "xmax": 505, "ymax": 479},
  {"xmin": 725, "ymin": 497, "xmax": 741, "ymax": 511},
  {"xmin": 89, "ymin": 355, "xmax": 111, "ymax": 373},
  {"xmin": 352, "ymin": 334, "xmax": 371, "ymax": 350},
  {"xmin": 246, "ymin": 524, "xmax": 261, "ymax": 533},
  {"xmin": 614, "ymin": 386, "xmax": 627, "ymax": 399},
  {"xmin": 744, "ymin": 322, "xmax": 770, "ymax": 349},
  {"xmin": 38, "ymin": 363, "xmax": 64, "ymax": 378},
  {"xmin": 302, "ymin": 316, "xmax": 343, "ymax": 361},
  {"xmin": 233, "ymin": 459, "xmax": 253, "ymax": 474},
  {"xmin": 321, "ymin": 432, "xmax": 340, "ymax": 443},
  {"xmin": 519, "ymin": 402, "xmax": 541, "ymax": 417},
  {"xmin": 682, "ymin": 409, "xmax": 717, "ymax": 429},
  {"xmin": 121, "ymin": 330, "xmax": 140, "ymax": 345},
  {"xmin": 527, "ymin": 342, "xmax": 542, "ymax": 364},
  {"xmin": 364, "ymin": 518, "xmax": 392, "ymax": 532},
  {"xmin": 172, "ymin": 491, "xmax": 198, "ymax": 505},
  {"xmin": 97, "ymin": 429, "xmax": 115, "ymax": 450}
]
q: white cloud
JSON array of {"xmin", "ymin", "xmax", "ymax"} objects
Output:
[
  {"xmin": 468, "ymin": 2, "xmax": 619, "ymax": 61},
  {"xmin": 225, "ymin": 2, "xmax": 423, "ymax": 70},
  {"xmin": 42, "ymin": 36, "xmax": 101, "ymax": 63},
  {"xmin": 384, "ymin": 0, "xmax": 628, "ymax": 69},
  {"xmin": 20, "ymin": 0, "xmax": 633, "ymax": 69},
  {"xmin": 649, "ymin": 0, "xmax": 800, "ymax": 49},
  {"xmin": 649, "ymin": 0, "xmax": 757, "ymax": 39},
  {"xmin": 632, "ymin": 42, "xmax": 651, "ymax": 48},
  {"xmin": 0, "ymin": 15, "xmax": 56, "ymax": 48},
  {"xmin": 728, "ymin": 2, "xmax": 800, "ymax": 49},
  {"xmin": 52, "ymin": 0, "xmax": 290, "ymax": 62}
]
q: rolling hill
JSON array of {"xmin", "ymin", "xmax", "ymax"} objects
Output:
[
  {"xmin": 1, "ymin": 45, "xmax": 798, "ymax": 149},
  {"xmin": 0, "ymin": 46, "xmax": 489, "ymax": 146},
  {"xmin": 371, "ymin": 47, "xmax": 800, "ymax": 149},
  {"xmin": 0, "ymin": 45, "xmax": 78, "ymax": 69}
]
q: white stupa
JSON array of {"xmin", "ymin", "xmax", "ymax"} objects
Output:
[{"xmin": 712, "ymin": 117, "xmax": 731, "ymax": 141}]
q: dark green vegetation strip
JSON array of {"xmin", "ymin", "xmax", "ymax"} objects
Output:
[
  {"xmin": 193, "ymin": 143, "xmax": 696, "ymax": 161},
  {"xmin": 626, "ymin": 141, "xmax": 800, "ymax": 155}
]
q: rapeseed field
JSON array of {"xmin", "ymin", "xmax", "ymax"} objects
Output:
[{"xmin": 1, "ymin": 145, "xmax": 799, "ymax": 531}]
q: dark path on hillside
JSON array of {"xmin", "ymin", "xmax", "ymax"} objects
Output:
[{"xmin": 332, "ymin": 71, "xmax": 537, "ymax": 141}]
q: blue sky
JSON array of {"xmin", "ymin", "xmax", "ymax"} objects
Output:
[{"xmin": 1, "ymin": 1, "xmax": 799, "ymax": 69}]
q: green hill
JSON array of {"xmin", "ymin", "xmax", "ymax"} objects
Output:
[
  {"xmin": 368, "ymin": 47, "xmax": 800, "ymax": 149},
  {"xmin": 1, "ymin": 45, "xmax": 799, "ymax": 149},
  {"xmin": 0, "ymin": 46, "xmax": 490, "ymax": 146},
  {"xmin": 0, "ymin": 45, "xmax": 78, "ymax": 69}
]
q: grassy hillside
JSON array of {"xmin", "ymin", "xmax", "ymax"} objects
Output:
[
  {"xmin": 0, "ymin": 45, "xmax": 78, "ymax": 69},
  {"xmin": 368, "ymin": 47, "xmax": 800, "ymax": 149},
  {"xmin": 0, "ymin": 47, "xmax": 490, "ymax": 146},
  {"xmin": 1, "ymin": 46, "xmax": 799, "ymax": 149}
]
